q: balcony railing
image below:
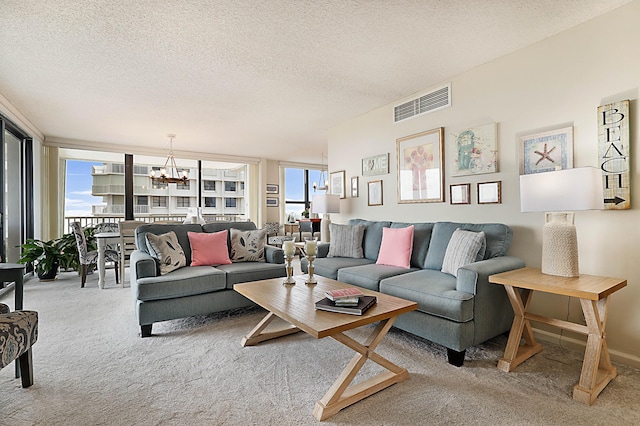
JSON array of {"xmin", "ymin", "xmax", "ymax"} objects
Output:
[{"xmin": 64, "ymin": 214, "xmax": 248, "ymax": 234}]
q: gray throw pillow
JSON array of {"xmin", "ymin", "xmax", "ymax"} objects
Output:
[
  {"xmin": 145, "ymin": 231, "xmax": 187, "ymax": 275},
  {"xmin": 230, "ymin": 228, "xmax": 267, "ymax": 262},
  {"xmin": 441, "ymin": 229, "xmax": 486, "ymax": 277},
  {"xmin": 327, "ymin": 223, "xmax": 365, "ymax": 258}
]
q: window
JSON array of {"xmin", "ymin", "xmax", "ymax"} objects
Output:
[
  {"xmin": 203, "ymin": 180, "xmax": 216, "ymax": 191},
  {"xmin": 284, "ymin": 167, "xmax": 325, "ymax": 219},
  {"xmin": 205, "ymin": 197, "xmax": 216, "ymax": 207},
  {"xmin": 225, "ymin": 198, "xmax": 237, "ymax": 208},
  {"xmin": 225, "ymin": 181, "xmax": 237, "ymax": 192},
  {"xmin": 176, "ymin": 181, "xmax": 190, "ymax": 190},
  {"xmin": 112, "ymin": 163, "xmax": 125, "ymax": 174},
  {"xmin": 152, "ymin": 180, "xmax": 168, "ymax": 190},
  {"xmin": 137, "ymin": 196, "xmax": 148, "ymax": 206},
  {"xmin": 176, "ymin": 197, "xmax": 190, "ymax": 208},
  {"xmin": 152, "ymin": 196, "xmax": 167, "ymax": 207}
]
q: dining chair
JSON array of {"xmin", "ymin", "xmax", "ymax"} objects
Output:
[
  {"xmin": 118, "ymin": 220, "xmax": 146, "ymax": 285},
  {"xmin": 70, "ymin": 222, "xmax": 119, "ymax": 287},
  {"xmin": 0, "ymin": 303, "xmax": 38, "ymax": 387}
]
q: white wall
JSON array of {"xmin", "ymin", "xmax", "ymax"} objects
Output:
[{"xmin": 327, "ymin": 1, "xmax": 640, "ymax": 365}]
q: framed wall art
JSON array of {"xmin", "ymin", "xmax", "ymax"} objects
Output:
[
  {"xmin": 266, "ymin": 184, "xmax": 279, "ymax": 194},
  {"xmin": 450, "ymin": 183, "xmax": 471, "ymax": 205},
  {"xmin": 451, "ymin": 122, "xmax": 498, "ymax": 176},
  {"xmin": 351, "ymin": 176, "xmax": 359, "ymax": 197},
  {"xmin": 330, "ymin": 170, "xmax": 346, "ymax": 198},
  {"xmin": 477, "ymin": 181, "xmax": 502, "ymax": 204},
  {"xmin": 519, "ymin": 126, "xmax": 573, "ymax": 175},
  {"xmin": 396, "ymin": 127, "xmax": 444, "ymax": 203},
  {"xmin": 266, "ymin": 197, "xmax": 279, "ymax": 207},
  {"xmin": 368, "ymin": 180, "xmax": 383, "ymax": 206},
  {"xmin": 362, "ymin": 153, "xmax": 389, "ymax": 176}
]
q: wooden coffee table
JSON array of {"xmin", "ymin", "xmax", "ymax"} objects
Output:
[{"xmin": 234, "ymin": 275, "xmax": 418, "ymax": 421}]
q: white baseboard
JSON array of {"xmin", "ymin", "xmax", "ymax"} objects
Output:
[{"xmin": 533, "ymin": 328, "xmax": 640, "ymax": 370}]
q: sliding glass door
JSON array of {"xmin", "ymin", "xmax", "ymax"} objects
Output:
[{"xmin": 1, "ymin": 117, "xmax": 34, "ymax": 263}]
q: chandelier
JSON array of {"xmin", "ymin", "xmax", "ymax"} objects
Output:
[
  {"xmin": 313, "ymin": 153, "xmax": 328, "ymax": 191},
  {"xmin": 150, "ymin": 134, "xmax": 189, "ymax": 183}
]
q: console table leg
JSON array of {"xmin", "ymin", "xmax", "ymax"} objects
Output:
[
  {"xmin": 498, "ymin": 287, "xmax": 542, "ymax": 372},
  {"xmin": 573, "ymin": 297, "xmax": 617, "ymax": 405}
]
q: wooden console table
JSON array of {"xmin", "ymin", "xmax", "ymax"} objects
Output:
[{"xmin": 489, "ymin": 267, "xmax": 626, "ymax": 405}]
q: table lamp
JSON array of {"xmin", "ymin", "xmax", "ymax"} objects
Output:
[
  {"xmin": 312, "ymin": 194, "xmax": 340, "ymax": 243},
  {"xmin": 520, "ymin": 167, "xmax": 603, "ymax": 277}
]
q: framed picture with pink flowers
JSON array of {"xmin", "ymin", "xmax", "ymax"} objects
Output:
[{"xmin": 396, "ymin": 127, "xmax": 444, "ymax": 203}]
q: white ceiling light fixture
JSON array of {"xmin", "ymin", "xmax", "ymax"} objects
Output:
[
  {"xmin": 150, "ymin": 134, "xmax": 189, "ymax": 184},
  {"xmin": 313, "ymin": 153, "xmax": 328, "ymax": 192}
]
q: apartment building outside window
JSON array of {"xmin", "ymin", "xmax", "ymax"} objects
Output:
[
  {"xmin": 225, "ymin": 181, "xmax": 237, "ymax": 192},
  {"xmin": 203, "ymin": 180, "xmax": 216, "ymax": 191},
  {"xmin": 204, "ymin": 197, "xmax": 216, "ymax": 208},
  {"xmin": 176, "ymin": 181, "xmax": 190, "ymax": 190},
  {"xmin": 176, "ymin": 197, "xmax": 190, "ymax": 208},
  {"xmin": 152, "ymin": 196, "xmax": 167, "ymax": 207},
  {"xmin": 137, "ymin": 196, "xmax": 148, "ymax": 206},
  {"xmin": 225, "ymin": 198, "xmax": 237, "ymax": 208}
]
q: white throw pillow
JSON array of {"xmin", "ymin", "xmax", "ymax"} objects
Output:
[
  {"xmin": 441, "ymin": 229, "xmax": 486, "ymax": 277},
  {"xmin": 327, "ymin": 223, "xmax": 365, "ymax": 258}
]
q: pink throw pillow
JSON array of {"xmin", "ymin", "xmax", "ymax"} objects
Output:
[
  {"xmin": 376, "ymin": 225, "xmax": 414, "ymax": 268},
  {"xmin": 188, "ymin": 230, "xmax": 232, "ymax": 266}
]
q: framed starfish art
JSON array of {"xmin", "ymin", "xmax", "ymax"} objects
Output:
[{"xmin": 519, "ymin": 126, "xmax": 573, "ymax": 175}]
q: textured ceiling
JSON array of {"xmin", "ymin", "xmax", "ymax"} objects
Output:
[{"xmin": 0, "ymin": 0, "xmax": 632, "ymax": 164}]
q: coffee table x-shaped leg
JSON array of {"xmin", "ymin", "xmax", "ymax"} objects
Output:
[{"xmin": 241, "ymin": 312, "xmax": 409, "ymax": 421}]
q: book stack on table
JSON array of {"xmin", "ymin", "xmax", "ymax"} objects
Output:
[{"xmin": 315, "ymin": 287, "xmax": 377, "ymax": 315}]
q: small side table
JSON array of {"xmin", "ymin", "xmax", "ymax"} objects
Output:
[
  {"xmin": 489, "ymin": 267, "xmax": 626, "ymax": 405},
  {"xmin": 0, "ymin": 262, "xmax": 26, "ymax": 379}
]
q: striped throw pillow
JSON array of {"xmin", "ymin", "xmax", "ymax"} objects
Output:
[{"xmin": 441, "ymin": 229, "xmax": 486, "ymax": 277}]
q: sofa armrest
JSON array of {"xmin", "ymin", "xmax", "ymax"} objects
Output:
[
  {"xmin": 456, "ymin": 256, "xmax": 525, "ymax": 294},
  {"xmin": 265, "ymin": 245, "xmax": 284, "ymax": 264},
  {"xmin": 130, "ymin": 250, "xmax": 158, "ymax": 281},
  {"xmin": 457, "ymin": 256, "xmax": 526, "ymax": 345}
]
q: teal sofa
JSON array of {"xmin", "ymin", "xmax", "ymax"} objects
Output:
[
  {"xmin": 131, "ymin": 222, "xmax": 285, "ymax": 337},
  {"xmin": 301, "ymin": 219, "xmax": 525, "ymax": 366}
]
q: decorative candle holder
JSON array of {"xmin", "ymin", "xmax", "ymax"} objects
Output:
[
  {"xmin": 283, "ymin": 254, "xmax": 296, "ymax": 285},
  {"xmin": 305, "ymin": 255, "xmax": 317, "ymax": 285}
]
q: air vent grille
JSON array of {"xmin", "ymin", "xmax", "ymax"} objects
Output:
[{"xmin": 394, "ymin": 84, "xmax": 451, "ymax": 122}]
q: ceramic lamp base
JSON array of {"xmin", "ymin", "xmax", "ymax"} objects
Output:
[{"xmin": 542, "ymin": 212, "xmax": 579, "ymax": 277}]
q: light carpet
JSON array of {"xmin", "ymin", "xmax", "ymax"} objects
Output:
[{"xmin": 1, "ymin": 271, "xmax": 639, "ymax": 426}]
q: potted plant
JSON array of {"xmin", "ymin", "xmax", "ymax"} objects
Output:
[{"xmin": 18, "ymin": 238, "xmax": 63, "ymax": 281}]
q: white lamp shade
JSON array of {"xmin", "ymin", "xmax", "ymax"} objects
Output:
[
  {"xmin": 312, "ymin": 194, "xmax": 340, "ymax": 214},
  {"xmin": 520, "ymin": 167, "xmax": 604, "ymax": 213}
]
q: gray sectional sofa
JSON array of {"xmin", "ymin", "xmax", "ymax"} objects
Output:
[
  {"xmin": 131, "ymin": 221, "xmax": 285, "ymax": 337},
  {"xmin": 301, "ymin": 219, "xmax": 525, "ymax": 366}
]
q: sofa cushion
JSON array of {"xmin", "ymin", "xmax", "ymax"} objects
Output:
[
  {"xmin": 376, "ymin": 225, "xmax": 414, "ymax": 268},
  {"xmin": 216, "ymin": 262, "xmax": 286, "ymax": 289},
  {"xmin": 188, "ymin": 230, "xmax": 232, "ymax": 266},
  {"xmin": 308, "ymin": 257, "xmax": 375, "ymax": 280},
  {"xmin": 441, "ymin": 229, "xmax": 486, "ymax": 277},
  {"xmin": 145, "ymin": 231, "xmax": 187, "ymax": 275},
  {"xmin": 338, "ymin": 264, "xmax": 420, "ymax": 291},
  {"xmin": 380, "ymin": 269, "xmax": 474, "ymax": 323},
  {"xmin": 425, "ymin": 222, "xmax": 511, "ymax": 270},
  {"xmin": 348, "ymin": 219, "xmax": 391, "ymax": 260},
  {"xmin": 135, "ymin": 266, "xmax": 227, "ymax": 301},
  {"xmin": 391, "ymin": 222, "xmax": 434, "ymax": 269},
  {"xmin": 230, "ymin": 228, "xmax": 267, "ymax": 262},
  {"xmin": 136, "ymin": 223, "xmax": 203, "ymax": 265},
  {"xmin": 327, "ymin": 223, "xmax": 365, "ymax": 258}
]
